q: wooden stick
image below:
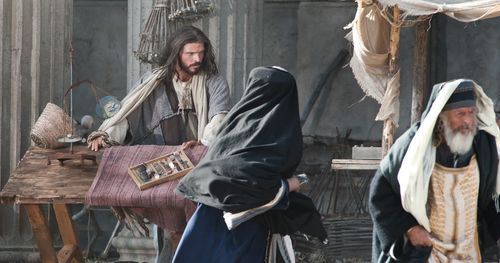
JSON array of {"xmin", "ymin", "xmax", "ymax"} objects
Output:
[
  {"xmin": 24, "ymin": 204, "xmax": 58, "ymax": 263},
  {"xmin": 382, "ymin": 5, "xmax": 401, "ymax": 156},
  {"xmin": 53, "ymin": 203, "xmax": 83, "ymax": 263},
  {"xmin": 411, "ymin": 18, "xmax": 430, "ymax": 124},
  {"xmin": 57, "ymin": 244, "xmax": 78, "ymax": 263},
  {"xmin": 331, "ymin": 159, "xmax": 381, "ymax": 170}
]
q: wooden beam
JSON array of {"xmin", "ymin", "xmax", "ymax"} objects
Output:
[
  {"xmin": 49, "ymin": 0, "xmax": 70, "ymax": 105},
  {"xmin": 382, "ymin": 5, "xmax": 401, "ymax": 156},
  {"xmin": 24, "ymin": 204, "xmax": 58, "ymax": 263},
  {"xmin": 10, "ymin": 0, "xmax": 23, "ymax": 175},
  {"xmin": 31, "ymin": 0, "xmax": 41, "ymax": 132},
  {"xmin": 57, "ymin": 244, "xmax": 78, "ymax": 263},
  {"xmin": 331, "ymin": 159, "xmax": 380, "ymax": 170},
  {"xmin": 411, "ymin": 18, "xmax": 430, "ymax": 124},
  {"xmin": 0, "ymin": 0, "xmax": 4, "ymax": 188},
  {"xmin": 53, "ymin": 203, "xmax": 83, "ymax": 263},
  {"xmin": 127, "ymin": 0, "xmax": 153, "ymax": 91}
]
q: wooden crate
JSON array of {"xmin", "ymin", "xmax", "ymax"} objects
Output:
[{"xmin": 128, "ymin": 150, "xmax": 194, "ymax": 190}]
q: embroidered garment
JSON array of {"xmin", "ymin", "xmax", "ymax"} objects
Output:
[{"xmin": 428, "ymin": 156, "xmax": 481, "ymax": 262}]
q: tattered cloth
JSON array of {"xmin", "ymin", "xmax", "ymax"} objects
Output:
[
  {"xmin": 377, "ymin": 0, "xmax": 500, "ymax": 21},
  {"xmin": 86, "ymin": 144, "xmax": 208, "ymax": 232},
  {"xmin": 346, "ymin": 0, "xmax": 500, "ymax": 126}
]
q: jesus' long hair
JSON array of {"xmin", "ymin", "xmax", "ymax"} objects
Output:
[{"xmin": 158, "ymin": 26, "xmax": 218, "ymax": 81}]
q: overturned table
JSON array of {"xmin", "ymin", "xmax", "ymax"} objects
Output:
[{"xmin": 0, "ymin": 146, "xmax": 100, "ymax": 263}]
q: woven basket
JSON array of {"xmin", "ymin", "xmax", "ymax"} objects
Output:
[{"xmin": 30, "ymin": 103, "xmax": 73, "ymax": 149}]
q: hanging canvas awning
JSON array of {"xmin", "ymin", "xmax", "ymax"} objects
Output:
[
  {"xmin": 345, "ymin": 1, "xmax": 396, "ymax": 126},
  {"xmin": 378, "ymin": 0, "xmax": 500, "ymax": 21},
  {"xmin": 347, "ymin": 0, "xmax": 500, "ymax": 128}
]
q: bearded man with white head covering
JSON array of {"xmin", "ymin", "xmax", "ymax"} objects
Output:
[{"xmin": 369, "ymin": 79, "xmax": 500, "ymax": 262}]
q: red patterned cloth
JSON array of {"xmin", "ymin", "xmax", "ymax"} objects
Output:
[{"xmin": 86, "ymin": 144, "xmax": 207, "ymax": 232}]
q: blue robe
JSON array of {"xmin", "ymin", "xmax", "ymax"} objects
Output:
[{"xmin": 172, "ymin": 204, "xmax": 268, "ymax": 263}]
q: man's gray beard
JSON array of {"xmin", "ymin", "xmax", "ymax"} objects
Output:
[{"xmin": 441, "ymin": 115, "xmax": 477, "ymax": 155}]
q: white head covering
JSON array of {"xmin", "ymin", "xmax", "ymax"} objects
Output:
[{"xmin": 397, "ymin": 79, "xmax": 500, "ymax": 231}]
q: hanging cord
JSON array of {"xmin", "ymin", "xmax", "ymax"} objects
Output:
[{"xmin": 63, "ymin": 79, "xmax": 111, "ymax": 134}]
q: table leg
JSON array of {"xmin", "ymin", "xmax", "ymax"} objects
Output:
[
  {"xmin": 53, "ymin": 203, "xmax": 83, "ymax": 263},
  {"xmin": 24, "ymin": 204, "xmax": 58, "ymax": 263}
]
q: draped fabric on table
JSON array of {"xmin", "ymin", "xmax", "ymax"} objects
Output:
[
  {"xmin": 346, "ymin": 0, "xmax": 500, "ymax": 127},
  {"xmin": 86, "ymin": 145, "xmax": 208, "ymax": 232}
]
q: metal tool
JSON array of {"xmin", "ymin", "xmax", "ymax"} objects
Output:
[
  {"xmin": 173, "ymin": 152, "xmax": 189, "ymax": 169},
  {"xmin": 167, "ymin": 158, "xmax": 179, "ymax": 172},
  {"xmin": 169, "ymin": 155, "xmax": 182, "ymax": 171},
  {"xmin": 296, "ymin": 173, "xmax": 309, "ymax": 185},
  {"xmin": 137, "ymin": 164, "xmax": 151, "ymax": 182}
]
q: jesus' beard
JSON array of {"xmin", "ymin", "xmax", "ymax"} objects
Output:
[
  {"xmin": 440, "ymin": 114, "xmax": 477, "ymax": 155},
  {"xmin": 179, "ymin": 60, "xmax": 201, "ymax": 76}
]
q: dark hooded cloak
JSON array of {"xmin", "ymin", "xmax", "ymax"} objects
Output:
[
  {"xmin": 175, "ymin": 66, "xmax": 303, "ymax": 213},
  {"xmin": 171, "ymin": 67, "xmax": 325, "ymax": 263}
]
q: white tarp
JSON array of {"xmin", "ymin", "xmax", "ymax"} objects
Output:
[{"xmin": 378, "ymin": 0, "xmax": 500, "ymax": 22}]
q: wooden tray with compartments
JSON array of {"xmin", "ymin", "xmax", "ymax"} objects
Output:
[{"xmin": 128, "ymin": 150, "xmax": 194, "ymax": 190}]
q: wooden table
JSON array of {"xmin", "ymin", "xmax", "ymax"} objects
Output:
[{"xmin": 0, "ymin": 146, "xmax": 100, "ymax": 263}]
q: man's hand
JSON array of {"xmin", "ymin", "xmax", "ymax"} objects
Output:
[
  {"xmin": 406, "ymin": 225, "xmax": 432, "ymax": 247},
  {"xmin": 287, "ymin": 177, "xmax": 301, "ymax": 192},
  {"xmin": 181, "ymin": 140, "xmax": 200, "ymax": 150},
  {"xmin": 88, "ymin": 136, "xmax": 104, "ymax": 152}
]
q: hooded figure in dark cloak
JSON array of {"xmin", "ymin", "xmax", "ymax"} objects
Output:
[
  {"xmin": 369, "ymin": 79, "xmax": 500, "ymax": 262},
  {"xmin": 172, "ymin": 66, "xmax": 326, "ymax": 263}
]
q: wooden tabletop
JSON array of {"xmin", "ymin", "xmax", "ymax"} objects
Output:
[{"xmin": 0, "ymin": 146, "xmax": 101, "ymax": 204}]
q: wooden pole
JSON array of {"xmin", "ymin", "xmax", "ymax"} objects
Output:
[
  {"xmin": 53, "ymin": 204, "xmax": 83, "ymax": 263},
  {"xmin": 10, "ymin": 0, "xmax": 23, "ymax": 175},
  {"xmin": 31, "ymin": 0, "xmax": 41, "ymax": 135},
  {"xmin": 24, "ymin": 204, "xmax": 58, "ymax": 263},
  {"xmin": 411, "ymin": 18, "xmax": 430, "ymax": 124},
  {"xmin": 382, "ymin": 5, "xmax": 401, "ymax": 156}
]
